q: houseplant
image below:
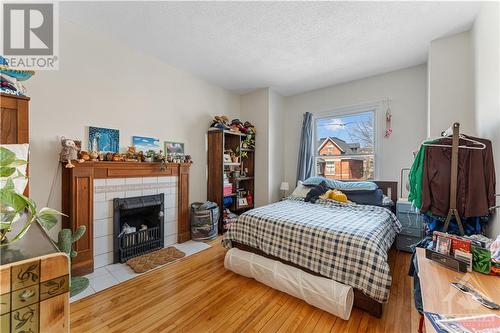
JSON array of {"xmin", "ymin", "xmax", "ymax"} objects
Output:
[
  {"xmin": 0, "ymin": 146, "xmax": 62, "ymax": 245},
  {"xmin": 56, "ymin": 226, "xmax": 89, "ymax": 296}
]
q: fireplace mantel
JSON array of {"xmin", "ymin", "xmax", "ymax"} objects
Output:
[{"xmin": 61, "ymin": 162, "xmax": 191, "ymax": 275}]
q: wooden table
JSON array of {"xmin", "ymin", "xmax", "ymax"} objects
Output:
[{"xmin": 416, "ymin": 248, "xmax": 500, "ymax": 332}]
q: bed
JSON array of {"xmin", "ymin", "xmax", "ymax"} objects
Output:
[{"xmin": 222, "ymin": 181, "xmax": 401, "ymax": 317}]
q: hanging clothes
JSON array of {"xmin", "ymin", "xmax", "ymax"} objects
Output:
[
  {"xmin": 420, "ymin": 136, "xmax": 495, "ymax": 218},
  {"xmin": 408, "ymin": 140, "xmax": 434, "ymax": 209}
]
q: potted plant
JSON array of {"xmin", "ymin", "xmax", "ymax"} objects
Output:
[
  {"xmin": 145, "ymin": 150, "xmax": 156, "ymax": 162},
  {"xmin": 242, "ymin": 134, "xmax": 254, "ymax": 149},
  {"xmin": 0, "ymin": 147, "xmax": 62, "ymax": 245},
  {"xmin": 236, "ymin": 146, "xmax": 248, "ymax": 159}
]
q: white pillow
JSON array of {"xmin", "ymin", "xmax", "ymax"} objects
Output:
[
  {"xmin": 290, "ymin": 181, "xmax": 312, "ymax": 198},
  {"xmin": 0, "ymin": 143, "xmax": 29, "ymax": 194}
]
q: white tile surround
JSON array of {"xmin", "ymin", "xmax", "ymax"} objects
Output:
[{"xmin": 93, "ymin": 176, "xmax": 178, "ymax": 270}]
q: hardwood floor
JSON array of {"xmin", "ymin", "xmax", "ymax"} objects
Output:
[{"xmin": 70, "ymin": 241, "xmax": 420, "ymax": 332}]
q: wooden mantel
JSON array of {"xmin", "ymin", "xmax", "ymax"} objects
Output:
[{"xmin": 61, "ymin": 161, "xmax": 191, "ymax": 275}]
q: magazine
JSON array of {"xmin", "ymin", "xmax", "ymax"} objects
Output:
[{"xmin": 425, "ymin": 313, "xmax": 500, "ymax": 333}]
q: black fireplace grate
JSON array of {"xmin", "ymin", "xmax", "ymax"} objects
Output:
[
  {"xmin": 118, "ymin": 226, "xmax": 162, "ymax": 262},
  {"xmin": 113, "ymin": 194, "xmax": 165, "ymax": 263}
]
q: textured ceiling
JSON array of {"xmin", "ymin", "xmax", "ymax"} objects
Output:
[{"xmin": 61, "ymin": 2, "xmax": 481, "ymax": 96}]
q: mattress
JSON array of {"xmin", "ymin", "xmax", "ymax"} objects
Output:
[{"xmin": 222, "ymin": 197, "xmax": 402, "ymax": 303}]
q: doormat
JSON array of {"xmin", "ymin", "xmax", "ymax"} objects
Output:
[{"xmin": 126, "ymin": 247, "xmax": 186, "ymax": 273}]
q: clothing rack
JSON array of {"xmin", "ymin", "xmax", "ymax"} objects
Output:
[{"xmin": 442, "ymin": 123, "xmax": 463, "ymax": 235}]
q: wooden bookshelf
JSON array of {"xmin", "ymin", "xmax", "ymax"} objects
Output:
[{"xmin": 207, "ymin": 129, "xmax": 255, "ymax": 233}]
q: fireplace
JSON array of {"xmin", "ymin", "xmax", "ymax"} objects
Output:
[{"xmin": 113, "ymin": 194, "xmax": 165, "ymax": 263}]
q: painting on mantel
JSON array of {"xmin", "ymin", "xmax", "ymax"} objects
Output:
[{"xmin": 88, "ymin": 126, "xmax": 119, "ymax": 153}]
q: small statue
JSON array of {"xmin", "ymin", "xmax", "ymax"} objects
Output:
[
  {"xmin": 112, "ymin": 153, "xmax": 123, "ymax": 162},
  {"xmin": 79, "ymin": 151, "xmax": 90, "ymax": 161},
  {"xmin": 126, "ymin": 146, "xmax": 136, "ymax": 159},
  {"xmin": 60, "ymin": 137, "xmax": 84, "ymax": 168},
  {"xmin": 89, "ymin": 151, "xmax": 99, "ymax": 161},
  {"xmin": 105, "ymin": 152, "xmax": 114, "ymax": 161},
  {"xmin": 137, "ymin": 151, "xmax": 145, "ymax": 162},
  {"xmin": 185, "ymin": 155, "xmax": 192, "ymax": 163}
]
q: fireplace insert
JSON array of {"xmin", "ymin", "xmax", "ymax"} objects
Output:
[{"xmin": 113, "ymin": 194, "xmax": 164, "ymax": 263}]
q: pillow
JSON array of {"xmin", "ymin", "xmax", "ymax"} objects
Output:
[
  {"xmin": 345, "ymin": 189, "xmax": 384, "ymax": 206},
  {"xmin": 302, "ymin": 176, "xmax": 378, "ymax": 192},
  {"xmin": 290, "ymin": 181, "xmax": 311, "ymax": 198}
]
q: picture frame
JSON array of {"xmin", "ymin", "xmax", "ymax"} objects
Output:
[
  {"xmin": 164, "ymin": 141, "xmax": 184, "ymax": 156},
  {"xmin": 88, "ymin": 126, "xmax": 119, "ymax": 153},
  {"xmin": 133, "ymin": 136, "xmax": 160, "ymax": 152},
  {"xmin": 238, "ymin": 197, "xmax": 248, "ymax": 207},
  {"xmin": 436, "ymin": 235, "xmax": 452, "ymax": 255}
]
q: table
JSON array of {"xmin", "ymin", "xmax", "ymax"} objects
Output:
[{"xmin": 416, "ymin": 248, "xmax": 500, "ymax": 332}]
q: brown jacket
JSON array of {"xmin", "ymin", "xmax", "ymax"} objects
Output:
[{"xmin": 421, "ymin": 136, "xmax": 496, "ymax": 218}]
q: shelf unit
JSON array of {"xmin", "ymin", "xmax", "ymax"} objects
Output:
[{"xmin": 207, "ymin": 129, "xmax": 255, "ymax": 233}]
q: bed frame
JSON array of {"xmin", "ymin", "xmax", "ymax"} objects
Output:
[{"xmin": 232, "ymin": 180, "xmax": 398, "ymax": 318}]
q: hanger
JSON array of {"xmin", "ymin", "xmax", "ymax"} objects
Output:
[{"xmin": 422, "ymin": 134, "xmax": 486, "ymax": 150}]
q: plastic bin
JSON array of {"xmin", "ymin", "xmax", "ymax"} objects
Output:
[{"xmin": 191, "ymin": 202, "xmax": 219, "ymax": 240}]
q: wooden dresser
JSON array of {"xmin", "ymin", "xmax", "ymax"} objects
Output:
[{"xmin": 1, "ymin": 222, "xmax": 70, "ymax": 333}]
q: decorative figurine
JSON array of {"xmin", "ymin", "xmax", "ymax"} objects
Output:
[
  {"xmin": 89, "ymin": 151, "xmax": 99, "ymax": 161},
  {"xmin": 79, "ymin": 150, "xmax": 90, "ymax": 162},
  {"xmin": 60, "ymin": 137, "xmax": 84, "ymax": 168}
]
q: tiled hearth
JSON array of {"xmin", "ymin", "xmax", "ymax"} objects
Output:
[{"xmin": 93, "ymin": 176, "xmax": 178, "ymax": 269}]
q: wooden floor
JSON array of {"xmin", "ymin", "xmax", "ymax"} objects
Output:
[{"xmin": 70, "ymin": 241, "xmax": 420, "ymax": 333}]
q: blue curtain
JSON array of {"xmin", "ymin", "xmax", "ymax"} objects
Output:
[{"xmin": 297, "ymin": 112, "xmax": 314, "ymax": 182}]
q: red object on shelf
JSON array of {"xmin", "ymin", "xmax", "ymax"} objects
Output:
[
  {"xmin": 224, "ymin": 184, "xmax": 233, "ymax": 196},
  {"xmin": 247, "ymin": 191, "xmax": 253, "ymax": 206}
]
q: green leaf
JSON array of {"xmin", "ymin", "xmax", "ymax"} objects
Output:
[
  {"xmin": 0, "ymin": 147, "xmax": 15, "ymax": 167},
  {"xmin": 3, "ymin": 178, "xmax": 15, "ymax": 191},
  {"xmin": 0, "ymin": 167, "xmax": 16, "ymax": 177},
  {"xmin": 36, "ymin": 207, "xmax": 64, "ymax": 231},
  {"xmin": 0, "ymin": 190, "xmax": 29, "ymax": 212},
  {"xmin": 9, "ymin": 160, "xmax": 28, "ymax": 167}
]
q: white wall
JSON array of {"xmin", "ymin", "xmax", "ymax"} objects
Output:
[
  {"xmin": 268, "ymin": 90, "xmax": 285, "ymax": 202},
  {"xmin": 427, "ymin": 32, "xmax": 475, "ymax": 137},
  {"xmin": 472, "ymin": 2, "xmax": 500, "ymax": 238},
  {"xmin": 27, "ymin": 20, "xmax": 240, "ymax": 238},
  {"xmin": 283, "ymin": 65, "xmax": 428, "ymax": 193},
  {"xmin": 240, "ymin": 89, "xmax": 269, "ymax": 207}
]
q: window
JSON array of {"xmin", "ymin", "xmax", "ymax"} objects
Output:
[
  {"xmin": 325, "ymin": 161, "xmax": 336, "ymax": 175},
  {"xmin": 315, "ymin": 110, "xmax": 375, "ymax": 180}
]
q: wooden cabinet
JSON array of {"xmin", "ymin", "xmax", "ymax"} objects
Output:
[
  {"xmin": 0, "ymin": 93, "xmax": 30, "ymax": 196},
  {"xmin": 207, "ymin": 130, "xmax": 255, "ymax": 233},
  {"xmin": 0, "ymin": 93, "xmax": 29, "ymax": 145},
  {"xmin": 1, "ymin": 223, "xmax": 70, "ymax": 333}
]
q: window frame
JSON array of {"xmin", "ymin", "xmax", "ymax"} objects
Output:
[{"xmin": 312, "ymin": 103, "xmax": 380, "ymax": 180}]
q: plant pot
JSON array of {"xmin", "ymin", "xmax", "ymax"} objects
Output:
[
  {"xmin": 231, "ymin": 156, "xmax": 239, "ymax": 163},
  {"xmin": 145, "ymin": 157, "xmax": 153, "ymax": 162}
]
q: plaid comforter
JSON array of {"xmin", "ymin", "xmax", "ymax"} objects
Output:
[{"xmin": 222, "ymin": 197, "xmax": 402, "ymax": 303}]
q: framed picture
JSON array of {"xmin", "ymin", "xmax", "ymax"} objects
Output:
[
  {"xmin": 165, "ymin": 141, "xmax": 184, "ymax": 155},
  {"xmin": 88, "ymin": 126, "xmax": 119, "ymax": 153},
  {"xmin": 238, "ymin": 197, "xmax": 248, "ymax": 207},
  {"xmin": 436, "ymin": 236, "xmax": 452, "ymax": 255},
  {"xmin": 133, "ymin": 136, "xmax": 160, "ymax": 152}
]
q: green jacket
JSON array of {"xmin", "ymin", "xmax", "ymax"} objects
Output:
[{"xmin": 408, "ymin": 141, "xmax": 433, "ymax": 209}]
